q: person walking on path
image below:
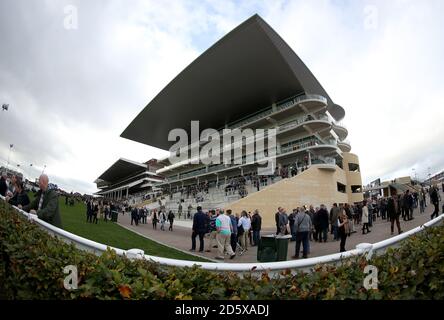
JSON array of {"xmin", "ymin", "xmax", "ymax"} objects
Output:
[
  {"xmin": 430, "ymin": 184, "xmax": 441, "ymax": 220},
  {"xmin": 215, "ymin": 210, "xmax": 236, "ymax": 260},
  {"xmin": 404, "ymin": 190, "xmax": 414, "ymax": 221},
  {"xmin": 228, "ymin": 210, "xmax": 238, "ymax": 253},
  {"xmin": 168, "ymin": 210, "xmax": 175, "ymax": 231},
  {"xmin": 362, "ymin": 200, "xmax": 371, "ymax": 234},
  {"xmin": 205, "ymin": 210, "xmax": 218, "ymax": 252},
  {"xmin": 238, "ymin": 210, "xmax": 251, "ymax": 251},
  {"xmin": 292, "ymin": 209, "xmax": 312, "ymax": 259},
  {"xmin": 131, "ymin": 206, "xmax": 139, "ymax": 226},
  {"xmin": 159, "ymin": 210, "xmax": 167, "ymax": 231},
  {"xmin": 251, "ymin": 209, "xmax": 262, "ymax": 246},
  {"xmin": 387, "ymin": 195, "xmax": 403, "ymax": 235},
  {"xmin": 151, "ymin": 209, "xmax": 158, "ymax": 230},
  {"xmin": 190, "ymin": 206, "xmax": 208, "ymax": 252}
]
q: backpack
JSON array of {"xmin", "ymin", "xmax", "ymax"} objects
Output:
[{"xmin": 209, "ymin": 216, "xmax": 217, "ymax": 232}]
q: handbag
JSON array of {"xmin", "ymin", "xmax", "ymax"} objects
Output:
[{"xmin": 238, "ymin": 224, "xmax": 244, "ymax": 235}]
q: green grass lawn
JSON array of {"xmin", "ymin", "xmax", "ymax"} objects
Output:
[{"xmin": 29, "ymin": 192, "xmax": 209, "ymax": 262}]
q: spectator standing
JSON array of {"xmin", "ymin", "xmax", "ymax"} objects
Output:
[
  {"xmin": 92, "ymin": 201, "xmax": 98, "ymax": 224},
  {"xmin": 228, "ymin": 210, "xmax": 238, "ymax": 253},
  {"xmin": 338, "ymin": 210, "xmax": 349, "ymax": 252},
  {"xmin": 190, "ymin": 206, "xmax": 208, "ymax": 252},
  {"xmin": 131, "ymin": 207, "xmax": 139, "ymax": 226},
  {"xmin": 362, "ymin": 200, "xmax": 371, "ymax": 234},
  {"xmin": 238, "ymin": 211, "xmax": 251, "ymax": 251},
  {"xmin": 278, "ymin": 208, "xmax": 289, "ymax": 235},
  {"xmin": 292, "ymin": 208, "xmax": 312, "ymax": 259},
  {"xmin": 430, "ymin": 185, "xmax": 441, "ymax": 219},
  {"xmin": 317, "ymin": 205, "xmax": 329, "ymax": 242},
  {"xmin": 151, "ymin": 209, "xmax": 158, "ymax": 229},
  {"xmin": 22, "ymin": 174, "xmax": 62, "ymax": 228},
  {"xmin": 168, "ymin": 210, "xmax": 175, "ymax": 231},
  {"xmin": 312, "ymin": 208, "xmax": 320, "ymax": 242},
  {"xmin": 205, "ymin": 210, "xmax": 218, "ymax": 252},
  {"xmin": 275, "ymin": 207, "xmax": 281, "ymax": 235},
  {"xmin": 404, "ymin": 190, "xmax": 414, "ymax": 221},
  {"xmin": 6, "ymin": 181, "xmax": 30, "ymax": 207},
  {"xmin": 289, "ymin": 209, "xmax": 297, "ymax": 241},
  {"xmin": 215, "ymin": 209, "xmax": 235, "ymax": 260},
  {"xmin": 159, "ymin": 210, "xmax": 166, "ymax": 231},
  {"xmin": 251, "ymin": 209, "xmax": 262, "ymax": 246},
  {"xmin": 329, "ymin": 203, "xmax": 340, "ymax": 241},
  {"xmin": 387, "ymin": 195, "xmax": 403, "ymax": 235},
  {"xmin": 0, "ymin": 172, "xmax": 7, "ymax": 197}
]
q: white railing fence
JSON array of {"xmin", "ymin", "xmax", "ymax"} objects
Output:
[{"xmin": 1, "ymin": 195, "xmax": 443, "ymax": 273}]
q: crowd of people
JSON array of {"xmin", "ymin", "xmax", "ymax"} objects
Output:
[
  {"xmin": 189, "ymin": 206, "xmax": 262, "ymax": 260},
  {"xmin": 1, "ymin": 172, "xmax": 62, "ymax": 228}
]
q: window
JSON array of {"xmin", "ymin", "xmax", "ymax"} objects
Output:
[
  {"xmin": 337, "ymin": 182, "xmax": 346, "ymax": 193},
  {"xmin": 351, "ymin": 185, "xmax": 362, "ymax": 193},
  {"xmin": 348, "ymin": 163, "xmax": 360, "ymax": 172}
]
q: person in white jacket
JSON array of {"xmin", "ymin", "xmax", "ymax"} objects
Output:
[
  {"xmin": 361, "ymin": 200, "xmax": 371, "ymax": 234},
  {"xmin": 238, "ymin": 211, "xmax": 251, "ymax": 251}
]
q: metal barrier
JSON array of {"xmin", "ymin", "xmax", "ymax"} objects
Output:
[{"xmin": 2, "ymin": 195, "xmax": 443, "ymax": 273}]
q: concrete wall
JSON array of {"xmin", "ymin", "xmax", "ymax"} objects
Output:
[
  {"xmin": 224, "ymin": 164, "xmax": 349, "ymax": 228},
  {"xmin": 342, "ymin": 152, "xmax": 364, "ymax": 203}
]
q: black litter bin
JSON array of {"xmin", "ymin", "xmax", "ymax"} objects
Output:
[
  {"xmin": 257, "ymin": 235, "xmax": 278, "ymax": 262},
  {"xmin": 275, "ymin": 234, "xmax": 291, "ymax": 261},
  {"xmin": 111, "ymin": 210, "xmax": 118, "ymax": 222}
]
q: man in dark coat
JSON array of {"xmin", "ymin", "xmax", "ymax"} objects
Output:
[
  {"xmin": 22, "ymin": 174, "xmax": 62, "ymax": 228},
  {"xmin": 403, "ymin": 190, "xmax": 414, "ymax": 221},
  {"xmin": 251, "ymin": 209, "xmax": 262, "ymax": 246},
  {"xmin": 430, "ymin": 185, "xmax": 440, "ymax": 220},
  {"xmin": 317, "ymin": 205, "xmax": 329, "ymax": 243},
  {"xmin": 387, "ymin": 195, "xmax": 402, "ymax": 235},
  {"xmin": 0, "ymin": 172, "xmax": 7, "ymax": 197},
  {"xmin": 190, "ymin": 206, "xmax": 208, "ymax": 252}
]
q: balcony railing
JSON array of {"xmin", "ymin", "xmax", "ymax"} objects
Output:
[
  {"xmin": 162, "ymin": 138, "xmax": 338, "ymax": 183},
  {"xmin": 227, "ymin": 94, "xmax": 327, "ymax": 130}
]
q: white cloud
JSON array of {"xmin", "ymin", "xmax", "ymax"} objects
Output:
[{"xmin": 0, "ymin": 0, "xmax": 443, "ymax": 194}]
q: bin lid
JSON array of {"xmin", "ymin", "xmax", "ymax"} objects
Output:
[
  {"xmin": 276, "ymin": 235, "xmax": 292, "ymax": 239},
  {"xmin": 261, "ymin": 234, "xmax": 276, "ymax": 238}
]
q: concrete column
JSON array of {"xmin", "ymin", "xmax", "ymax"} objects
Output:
[{"xmin": 126, "ymin": 187, "xmax": 129, "ymax": 198}]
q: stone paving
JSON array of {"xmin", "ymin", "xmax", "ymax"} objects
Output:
[{"xmin": 117, "ymin": 190, "xmax": 443, "ymax": 263}]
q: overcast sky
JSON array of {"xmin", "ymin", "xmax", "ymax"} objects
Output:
[{"xmin": 0, "ymin": 0, "xmax": 443, "ymax": 194}]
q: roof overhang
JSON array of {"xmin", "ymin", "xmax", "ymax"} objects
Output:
[
  {"xmin": 96, "ymin": 158, "xmax": 147, "ymax": 185},
  {"xmin": 121, "ymin": 14, "xmax": 343, "ymax": 151}
]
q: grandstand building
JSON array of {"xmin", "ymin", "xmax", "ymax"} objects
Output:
[
  {"xmin": 118, "ymin": 14, "xmax": 363, "ymax": 226},
  {"xmin": 95, "ymin": 158, "xmax": 164, "ymax": 203}
]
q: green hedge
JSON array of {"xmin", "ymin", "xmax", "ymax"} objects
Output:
[{"xmin": 1, "ymin": 200, "xmax": 443, "ymax": 299}]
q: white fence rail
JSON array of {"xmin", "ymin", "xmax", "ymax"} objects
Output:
[{"xmin": 2, "ymin": 195, "xmax": 443, "ymax": 273}]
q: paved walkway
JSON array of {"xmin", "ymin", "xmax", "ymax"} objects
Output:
[{"xmin": 117, "ymin": 191, "xmax": 443, "ymax": 263}]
